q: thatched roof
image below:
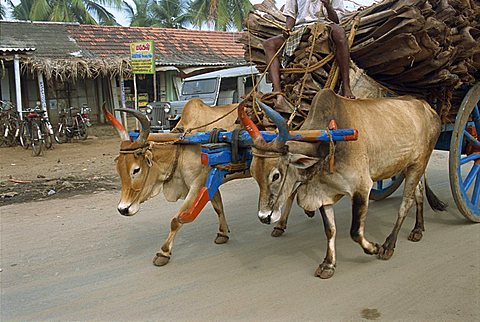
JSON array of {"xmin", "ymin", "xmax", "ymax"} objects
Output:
[{"xmin": 0, "ymin": 21, "xmax": 246, "ymax": 81}]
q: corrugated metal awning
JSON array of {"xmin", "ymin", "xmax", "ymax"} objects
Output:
[{"xmin": 0, "ymin": 47, "xmax": 36, "ymax": 53}]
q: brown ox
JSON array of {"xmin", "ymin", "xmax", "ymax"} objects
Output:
[
  {"xmin": 241, "ymin": 89, "xmax": 447, "ymax": 279},
  {"xmin": 107, "ymin": 98, "xmax": 295, "ymax": 266}
]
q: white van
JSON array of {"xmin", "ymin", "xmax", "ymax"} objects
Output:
[{"xmin": 147, "ymin": 65, "xmax": 271, "ymax": 131}]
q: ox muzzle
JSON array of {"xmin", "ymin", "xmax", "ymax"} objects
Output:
[{"xmin": 117, "ymin": 201, "xmax": 140, "ymax": 217}]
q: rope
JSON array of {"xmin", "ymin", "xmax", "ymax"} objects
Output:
[
  {"xmin": 257, "ymin": 14, "xmax": 289, "ymax": 31},
  {"xmin": 325, "ymin": 128, "xmax": 335, "ymax": 174},
  {"xmin": 163, "ymin": 144, "xmax": 180, "ymax": 183},
  {"xmin": 247, "ymin": 18, "xmax": 262, "ymax": 124},
  {"xmin": 288, "ymin": 23, "xmax": 323, "ymax": 128},
  {"xmin": 184, "ymin": 105, "xmax": 238, "ymax": 133},
  {"xmin": 281, "ymin": 53, "xmax": 335, "ymax": 74},
  {"xmin": 183, "ymin": 25, "xmax": 287, "ymax": 134}
]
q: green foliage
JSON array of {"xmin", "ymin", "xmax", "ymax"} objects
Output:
[
  {"xmin": 188, "ymin": 0, "xmax": 253, "ymax": 31},
  {"xmin": 9, "ymin": 0, "xmax": 122, "ymax": 25},
  {"xmin": 150, "ymin": 0, "xmax": 189, "ymax": 28},
  {"xmin": 5, "ymin": 0, "xmax": 254, "ymax": 30}
]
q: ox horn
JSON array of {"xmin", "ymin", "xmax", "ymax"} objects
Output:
[
  {"xmin": 115, "ymin": 108, "xmax": 151, "ymax": 145},
  {"xmin": 238, "ymin": 101, "xmax": 264, "ymax": 144},
  {"xmin": 102, "ymin": 103, "xmax": 130, "ymax": 141},
  {"xmin": 256, "ymin": 99, "xmax": 288, "ymax": 148}
]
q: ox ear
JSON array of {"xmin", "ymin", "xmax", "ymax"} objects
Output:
[
  {"xmin": 145, "ymin": 150, "xmax": 154, "ymax": 167},
  {"xmin": 289, "ymin": 153, "xmax": 319, "ymax": 169}
]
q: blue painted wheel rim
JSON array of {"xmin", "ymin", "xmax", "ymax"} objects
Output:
[
  {"xmin": 456, "ymin": 97, "xmax": 480, "ymax": 218},
  {"xmin": 372, "ymin": 176, "xmax": 401, "ymax": 193}
]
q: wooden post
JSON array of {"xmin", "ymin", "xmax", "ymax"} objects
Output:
[
  {"xmin": 153, "ymin": 70, "xmax": 157, "ymax": 102},
  {"xmin": 37, "ymin": 72, "xmax": 47, "ymax": 112},
  {"xmin": 133, "ymin": 74, "xmax": 139, "ymax": 130},
  {"xmin": 13, "ymin": 55, "xmax": 23, "ymax": 119},
  {"xmin": 119, "ymin": 74, "xmax": 128, "ymax": 128}
]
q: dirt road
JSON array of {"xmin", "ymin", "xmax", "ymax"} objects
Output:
[
  {"xmin": 0, "ymin": 127, "xmax": 120, "ymax": 205},
  {"xmin": 1, "ymin": 145, "xmax": 479, "ymax": 321}
]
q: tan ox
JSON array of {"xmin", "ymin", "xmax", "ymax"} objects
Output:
[
  {"xmin": 107, "ymin": 98, "xmax": 294, "ymax": 266},
  {"xmin": 241, "ymin": 89, "xmax": 447, "ymax": 279}
]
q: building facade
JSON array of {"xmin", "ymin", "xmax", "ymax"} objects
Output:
[{"xmin": 0, "ymin": 21, "xmax": 246, "ymax": 124}]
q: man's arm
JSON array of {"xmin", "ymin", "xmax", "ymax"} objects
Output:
[
  {"xmin": 321, "ymin": 0, "xmax": 340, "ymax": 24},
  {"xmin": 283, "ymin": 16, "xmax": 296, "ymax": 38},
  {"xmin": 282, "ymin": 0, "xmax": 297, "ymax": 38}
]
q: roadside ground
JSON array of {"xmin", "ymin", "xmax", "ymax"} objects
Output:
[{"xmin": 0, "ymin": 125, "xmax": 121, "ymax": 205}]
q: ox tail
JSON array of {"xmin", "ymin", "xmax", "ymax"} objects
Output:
[{"xmin": 424, "ymin": 173, "xmax": 448, "ymax": 212}]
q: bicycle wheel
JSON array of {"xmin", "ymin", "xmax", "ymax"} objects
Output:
[
  {"xmin": 77, "ymin": 118, "xmax": 88, "ymax": 140},
  {"xmin": 54, "ymin": 123, "xmax": 67, "ymax": 144},
  {"xmin": 0, "ymin": 122, "xmax": 6, "ymax": 147},
  {"xmin": 5, "ymin": 121, "xmax": 18, "ymax": 147},
  {"xmin": 42, "ymin": 122, "xmax": 54, "ymax": 149},
  {"xmin": 30, "ymin": 122, "xmax": 43, "ymax": 156},
  {"xmin": 20, "ymin": 122, "xmax": 30, "ymax": 149}
]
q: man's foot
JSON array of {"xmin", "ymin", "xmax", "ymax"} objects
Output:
[
  {"xmin": 273, "ymin": 95, "xmax": 294, "ymax": 113},
  {"xmin": 341, "ymin": 86, "xmax": 355, "ymax": 99}
]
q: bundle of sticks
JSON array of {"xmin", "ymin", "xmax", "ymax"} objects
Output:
[{"xmin": 238, "ymin": 0, "xmax": 480, "ymax": 127}]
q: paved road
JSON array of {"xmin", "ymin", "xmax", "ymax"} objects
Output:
[{"xmin": 1, "ymin": 151, "xmax": 479, "ymax": 321}]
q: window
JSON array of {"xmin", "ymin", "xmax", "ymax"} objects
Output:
[{"xmin": 182, "ymin": 78, "xmax": 217, "ymax": 95}]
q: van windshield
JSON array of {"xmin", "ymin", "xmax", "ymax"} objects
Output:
[{"xmin": 182, "ymin": 78, "xmax": 217, "ymax": 95}]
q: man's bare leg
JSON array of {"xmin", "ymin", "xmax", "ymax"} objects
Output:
[
  {"xmin": 330, "ymin": 24, "xmax": 355, "ymax": 99},
  {"xmin": 263, "ymin": 35, "xmax": 286, "ymax": 93},
  {"xmin": 263, "ymin": 35, "xmax": 293, "ymax": 110}
]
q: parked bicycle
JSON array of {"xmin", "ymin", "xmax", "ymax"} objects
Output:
[
  {"xmin": 19, "ymin": 107, "xmax": 53, "ymax": 156},
  {"xmin": 0, "ymin": 100, "xmax": 20, "ymax": 147},
  {"xmin": 54, "ymin": 105, "xmax": 91, "ymax": 144}
]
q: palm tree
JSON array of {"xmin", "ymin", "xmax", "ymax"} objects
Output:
[
  {"xmin": 0, "ymin": 3, "xmax": 6, "ymax": 20},
  {"xmin": 10, "ymin": 0, "xmax": 122, "ymax": 25},
  {"xmin": 188, "ymin": 0, "xmax": 253, "ymax": 31},
  {"xmin": 9, "ymin": 0, "xmax": 34, "ymax": 20},
  {"xmin": 150, "ymin": 0, "xmax": 189, "ymax": 28},
  {"xmin": 123, "ymin": 0, "xmax": 154, "ymax": 27}
]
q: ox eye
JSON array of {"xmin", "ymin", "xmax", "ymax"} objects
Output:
[
  {"xmin": 272, "ymin": 172, "xmax": 280, "ymax": 182},
  {"xmin": 132, "ymin": 167, "xmax": 141, "ymax": 175}
]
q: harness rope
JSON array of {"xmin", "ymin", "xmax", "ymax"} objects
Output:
[
  {"xmin": 288, "ymin": 23, "xmax": 323, "ymax": 128},
  {"xmin": 119, "ymin": 142, "xmax": 180, "ymax": 185},
  {"xmin": 251, "ymin": 148, "xmax": 291, "ymax": 218}
]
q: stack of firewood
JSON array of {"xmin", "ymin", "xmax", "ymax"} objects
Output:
[{"xmin": 238, "ymin": 0, "xmax": 480, "ymax": 126}]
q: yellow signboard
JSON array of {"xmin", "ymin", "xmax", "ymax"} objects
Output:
[{"xmin": 130, "ymin": 41, "xmax": 155, "ymax": 74}]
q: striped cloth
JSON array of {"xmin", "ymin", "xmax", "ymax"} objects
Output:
[{"xmin": 283, "ymin": 26, "xmax": 307, "ymax": 58}]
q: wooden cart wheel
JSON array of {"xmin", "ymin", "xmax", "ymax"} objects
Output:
[
  {"xmin": 369, "ymin": 173, "xmax": 405, "ymax": 201},
  {"xmin": 449, "ymin": 83, "xmax": 480, "ymax": 222}
]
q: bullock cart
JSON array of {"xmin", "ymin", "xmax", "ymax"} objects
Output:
[
  {"xmin": 235, "ymin": 0, "xmax": 480, "ymax": 222},
  {"xmin": 130, "ymin": 83, "xmax": 480, "ymax": 224},
  {"xmin": 128, "ymin": 0, "xmax": 480, "ymax": 223}
]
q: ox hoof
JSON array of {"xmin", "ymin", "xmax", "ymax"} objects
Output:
[
  {"xmin": 304, "ymin": 210, "xmax": 315, "ymax": 218},
  {"xmin": 377, "ymin": 246, "xmax": 394, "ymax": 260},
  {"xmin": 408, "ymin": 228, "xmax": 423, "ymax": 242},
  {"xmin": 271, "ymin": 227, "xmax": 285, "ymax": 237},
  {"xmin": 314, "ymin": 262, "xmax": 335, "ymax": 279},
  {"xmin": 214, "ymin": 233, "xmax": 229, "ymax": 244},
  {"xmin": 153, "ymin": 253, "xmax": 171, "ymax": 266}
]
